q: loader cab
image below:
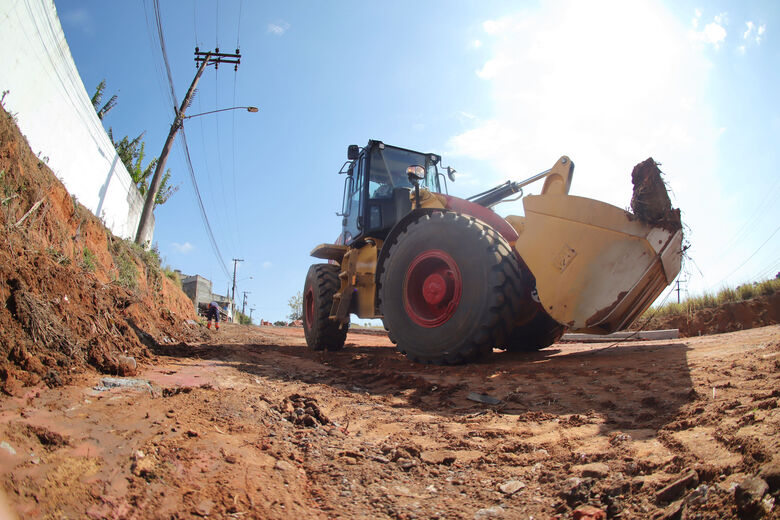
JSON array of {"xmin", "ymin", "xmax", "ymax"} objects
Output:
[{"xmin": 340, "ymin": 140, "xmax": 442, "ymax": 245}]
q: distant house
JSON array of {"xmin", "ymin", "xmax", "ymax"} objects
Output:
[{"xmin": 179, "ymin": 271, "xmax": 233, "ymax": 321}]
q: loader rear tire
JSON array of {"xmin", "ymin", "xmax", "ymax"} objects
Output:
[
  {"xmin": 303, "ymin": 264, "xmax": 348, "ymax": 351},
  {"xmin": 378, "ymin": 211, "xmax": 524, "ymax": 365},
  {"xmin": 505, "ymin": 310, "xmax": 565, "ymax": 352}
]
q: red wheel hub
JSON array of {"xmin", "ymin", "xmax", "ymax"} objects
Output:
[
  {"xmin": 403, "ymin": 250, "xmax": 462, "ymax": 327},
  {"xmin": 304, "ymin": 287, "xmax": 314, "ymax": 328}
]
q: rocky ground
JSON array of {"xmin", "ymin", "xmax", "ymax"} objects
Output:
[{"xmin": 1, "ymin": 324, "xmax": 778, "ymax": 519}]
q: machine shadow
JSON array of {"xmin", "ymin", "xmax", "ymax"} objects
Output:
[{"xmin": 152, "ymin": 337, "xmax": 694, "ymax": 436}]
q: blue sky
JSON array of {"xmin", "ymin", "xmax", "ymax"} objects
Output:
[{"xmin": 57, "ymin": 0, "xmax": 779, "ymax": 323}]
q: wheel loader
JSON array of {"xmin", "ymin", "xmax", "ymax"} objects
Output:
[{"xmin": 304, "ymin": 140, "xmax": 683, "ymax": 364}]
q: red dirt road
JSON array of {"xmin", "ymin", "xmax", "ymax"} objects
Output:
[{"xmin": 1, "ymin": 325, "xmax": 779, "ymax": 519}]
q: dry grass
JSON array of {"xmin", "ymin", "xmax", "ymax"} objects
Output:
[{"xmin": 647, "ymin": 278, "xmax": 780, "ymax": 318}]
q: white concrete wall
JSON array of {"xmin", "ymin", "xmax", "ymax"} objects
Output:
[{"xmin": 0, "ymin": 0, "xmax": 153, "ymax": 242}]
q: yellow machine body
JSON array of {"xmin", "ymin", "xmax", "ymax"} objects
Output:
[{"xmin": 311, "ymin": 155, "xmax": 683, "ymax": 334}]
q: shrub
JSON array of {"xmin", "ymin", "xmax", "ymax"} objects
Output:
[
  {"xmin": 81, "ymin": 247, "xmax": 96, "ymax": 272},
  {"xmin": 646, "ymin": 277, "xmax": 780, "ymax": 318}
]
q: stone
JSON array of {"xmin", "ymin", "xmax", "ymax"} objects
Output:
[
  {"xmin": 194, "ymin": 499, "xmax": 214, "ymax": 517},
  {"xmin": 560, "ymin": 477, "xmax": 591, "ymax": 506},
  {"xmin": 758, "ymin": 459, "xmax": 780, "ymax": 492},
  {"xmin": 735, "ymin": 475, "xmax": 769, "ymax": 520},
  {"xmin": 466, "ymin": 392, "xmax": 501, "ymax": 405},
  {"xmin": 131, "ymin": 456, "xmax": 157, "ymax": 480},
  {"xmin": 498, "ymin": 479, "xmax": 525, "ymax": 495},
  {"xmin": 684, "ymin": 484, "xmax": 709, "ymax": 506},
  {"xmin": 572, "ymin": 505, "xmax": 607, "ymax": 520},
  {"xmin": 116, "ymin": 356, "xmax": 137, "ymax": 376},
  {"xmin": 655, "ymin": 499, "xmax": 684, "ymax": 520},
  {"xmin": 655, "ymin": 469, "xmax": 699, "ymax": 503},
  {"xmin": 0, "ymin": 441, "xmax": 16, "ymax": 456},
  {"xmin": 274, "ymin": 459, "xmax": 294, "ymax": 472},
  {"xmin": 575, "ymin": 462, "xmax": 610, "ymax": 479},
  {"xmin": 474, "ymin": 506, "xmax": 504, "ymax": 519}
]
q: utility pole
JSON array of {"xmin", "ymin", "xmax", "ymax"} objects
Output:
[
  {"xmin": 134, "ymin": 48, "xmax": 242, "ymax": 245},
  {"xmin": 231, "ymin": 258, "xmax": 244, "ymax": 308},
  {"xmin": 675, "ymin": 279, "xmax": 687, "ymax": 303},
  {"xmin": 249, "ymin": 307, "xmax": 255, "ymax": 324},
  {"xmin": 242, "ymin": 291, "xmax": 250, "ymax": 316}
]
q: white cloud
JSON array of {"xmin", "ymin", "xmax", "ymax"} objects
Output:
[
  {"xmin": 743, "ymin": 21, "xmax": 755, "ymax": 39},
  {"xmin": 171, "ymin": 242, "xmax": 194, "ymax": 254},
  {"xmin": 267, "ymin": 22, "xmax": 290, "ymax": 36},
  {"xmin": 689, "ymin": 11, "xmax": 728, "ymax": 50},
  {"xmin": 61, "ymin": 8, "xmax": 93, "ymax": 34},
  {"xmin": 742, "ymin": 21, "xmax": 767, "ymax": 44},
  {"xmin": 448, "ymin": 0, "xmax": 720, "ymax": 209},
  {"xmin": 471, "ymin": 39, "xmax": 483, "ymax": 49},
  {"xmin": 448, "ymin": 0, "xmax": 736, "ymax": 298}
]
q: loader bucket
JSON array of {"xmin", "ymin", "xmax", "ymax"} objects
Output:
[{"xmin": 508, "ymin": 194, "xmax": 683, "ymax": 334}]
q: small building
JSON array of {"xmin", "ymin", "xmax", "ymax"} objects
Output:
[{"xmin": 180, "ymin": 273, "xmax": 233, "ymax": 321}]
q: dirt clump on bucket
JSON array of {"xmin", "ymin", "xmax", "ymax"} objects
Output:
[{"xmin": 630, "ymin": 158, "xmax": 682, "ymax": 233}]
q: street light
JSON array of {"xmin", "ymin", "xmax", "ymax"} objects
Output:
[
  {"xmin": 134, "ymin": 94, "xmax": 259, "ymax": 245},
  {"xmin": 183, "ymin": 106, "xmax": 259, "ymax": 119}
]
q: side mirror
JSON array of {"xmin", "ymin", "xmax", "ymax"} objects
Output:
[
  {"xmin": 446, "ymin": 166, "xmax": 456, "ymax": 182},
  {"xmin": 406, "ymin": 165, "xmax": 425, "ymax": 184},
  {"xmin": 347, "ymin": 144, "xmax": 359, "ymax": 161}
]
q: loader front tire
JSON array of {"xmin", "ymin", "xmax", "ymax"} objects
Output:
[
  {"xmin": 378, "ymin": 211, "xmax": 524, "ymax": 365},
  {"xmin": 303, "ymin": 264, "xmax": 348, "ymax": 351},
  {"xmin": 505, "ymin": 310, "xmax": 565, "ymax": 352}
]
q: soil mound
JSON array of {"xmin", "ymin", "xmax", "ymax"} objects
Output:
[
  {"xmin": 0, "ymin": 104, "xmax": 202, "ymax": 394},
  {"xmin": 630, "ymin": 158, "xmax": 682, "ymax": 233},
  {"xmin": 637, "ymin": 292, "xmax": 780, "ymax": 337}
]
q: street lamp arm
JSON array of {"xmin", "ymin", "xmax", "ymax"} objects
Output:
[{"xmin": 183, "ymin": 106, "xmax": 259, "ymax": 119}]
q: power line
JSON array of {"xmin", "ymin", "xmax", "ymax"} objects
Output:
[
  {"xmin": 230, "ymin": 70, "xmax": 241, "ymax": 242},
  {"xmin": 755, "ymin": 253, "xmax": 780, "ymax": 281},
  {"xmin": 146, "ymin": 0, "xmax": 232, "ymax": 280},
  {"xmin": 717, "ymin": 223, "xmax": 780, "ymax": 286},
  {"xmin": 193, "ymin": 2, "xmax": 198, "ymax": 47},
  {"xmin": 180, "ymin": 127, "xmax": 231, "ymax": 279},
  {"xmin": 152, "ymin": 0, "xmax": 179, "ymax": 110},
  {"xmin": 716, "ymin": 177, "xmax": 780, "ymax": 267},
  {"xmin": 236, "ymin": 0, "xmax": 244, "ymax": 49},
  {"xmin": 194, "ymin": 95, "xmax": 238, "ymax": 256}
]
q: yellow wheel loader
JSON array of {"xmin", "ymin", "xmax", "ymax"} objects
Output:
[{"xmin": 304, "ymin": 140, "xmax": 683, "ymax": 364}]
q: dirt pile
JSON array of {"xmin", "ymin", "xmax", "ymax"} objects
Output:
[
  {"xmin": 630, "ymin": 158, "xmax": 682, "ymax": 233},
  {"xmin": 637, "ymin": 292, "xmax": 780, "ymax": 337},
  {"xmin": 0, "ymin": 104, "xmax": 201, "ymax": 393}
]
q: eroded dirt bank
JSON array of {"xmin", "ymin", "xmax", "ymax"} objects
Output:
[
  {"xmin": 1, "ymin": 324, "xmax": 778, "ymax": 519},
  {"xmin": 0, "ymin": 104, "xmax": 202, "ymax": 392}
]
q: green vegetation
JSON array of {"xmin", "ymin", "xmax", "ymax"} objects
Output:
[
  {"xmin": 91, "ymin": 80, "xmax": 178, "ymax": 207},
  {"xmin": 108, "ymin": 237, "xmax": 164, "ymax": 291},
  {"xmin": 163, "ymin": 266, "xmax": 181, "ymax": 289},
  {"xmin": 1, "ymin": 90, "xmax": 18, "ymax": 123},
  {"xmin": 647, "ymin": 277, "xmax": 780, "ymax": 318},
  {"xmin": 235, "ymin": 310, "xmax": 252, "ymax": 325},
  {"xmin": 47, "ymin": 247, "xmax": 71, "ymax": 266},
  {"xmin": 288, "ymin": 291, "xmax": 303, "ymax": 321},
  {"xmin": 114, "ymin": 251, "xmax": 138, "ymax": 289},
  {"xmin": 273, "ymin": 320, "xmax": 287, "ymax": 327},
  {"xmin": 81, "ymin": 247, "xmax": 96, "ymax": 272}
]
